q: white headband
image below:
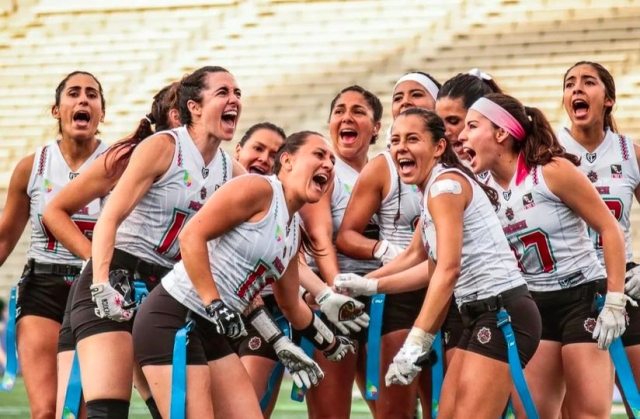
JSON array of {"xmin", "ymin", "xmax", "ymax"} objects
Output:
[
  {"xmin": 467, "ymin": 68, "xmax": 492, "ymax": 81},
  {"xmin": 393, "ymin": 73, "xmax": 439, "ymax": 101}
]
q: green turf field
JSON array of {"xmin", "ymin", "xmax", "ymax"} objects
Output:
[{"xmin": 0, "ymin": 376, "xmax": 630, "ymax": 418}]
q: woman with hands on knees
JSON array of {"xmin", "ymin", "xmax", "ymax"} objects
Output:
[
  {"xmin": 132, "ymin": 131, "xmax": 356, "ymax": 418},
  {"xmin": 337, "ymin": 108, "xmax": 542, "ymax": 419},
  {"xmin": 459, "ymin": 92, "xmax": 629, "ymax": 418}
]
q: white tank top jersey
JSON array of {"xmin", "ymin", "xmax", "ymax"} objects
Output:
[
  {"xmin": 420, "ymin": 164, "xmax": 525, "ymax": 306},
  {"xmin": 486, "ymin": 163, "xmax": 606, "ymax": 292},
  {"xmin": 306, "ymin": 156, "xmax": 381, "ymax": 274},
  {"xmin": 163, "ymin": 175, "xmax": 301, "ymax": 315},
  {"xmin": 115, "ymin": 126, "xmax": 232, "ymax": 268},
  {"xmin": 378, "ymin": 151, "xmax": 422, "ymax": 249},
  {"xmin": 559, "ymin": 128, "xmax": 640, "ymax": 264},
  {"xmin": 27, "ymin": 140, "xmax": 108, "ymax": 265}
]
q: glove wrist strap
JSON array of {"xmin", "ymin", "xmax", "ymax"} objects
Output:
[
  {"xmin": 298, "ymin": 314, "xmax": 335, "ymax": 351},
  {"xmin": 249, "ymin": 307, "xmax": 285, "ymax": 344}
]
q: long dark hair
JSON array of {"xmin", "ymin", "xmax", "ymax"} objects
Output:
[
  {"xmin": 238, "ymin": 122, "xmax": 286, "ymax": 147},
  {"xmin": 437, "ymin": 72, "xmax": 502, "ymax": 109},
  {"xmin": 397, "ymin": 108, "xmax": 500, "ymax": 210},
  {"xmin": 104, "ymin": 82, "xmax": 179, "ymax": 177},
  {"xmin": 563, "ymin": 61, "xmax": 617, "ymax": 133},
  {"xmin": 274, "ymin": 130, "xmax": 327, "ymax": 257},
  {"xmin": 484, "ymin": 93, "xmax": 580, "ymax": 168}
]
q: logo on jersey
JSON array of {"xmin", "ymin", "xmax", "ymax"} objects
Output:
[
  {"xmin": 410, "ymin": 215, "xmax": 420, "ymax": 232},
  {"xmin": 505, "ymin": 207, "xmax": 514, "ymax": 221},
  {"xmin": 596, "ymin": 186, "xmax": 610, "ymax": 195},
  {"xmin": 343, "ymin": 183, "xmax": 353, "ymax": 195},
  {"xmin": 273, "ymin": 256, "xmax": 285, "ymax": 274},
  {"xmin": 69, "ymin": 172, "xmax": 79, "ymax": 180},
  {"xmin": 583, "ymin": 317, "xmax": 597, "ymax": 334},
  {"xmin": 610, "ymin": 164, "xmax": 623, "ymax": 178},
  {"xmin": 410, "ymin": 184, "xmax": 419, "ymax": 194},
  {"xmin": 188, "ymin": 201, "xmax": 203, "ymax": 211},
  {"xmin": 202, "ymin": 167, "xmax": 209, "ymax": 179},
  {"xmin": 476, "ymin": 327, "xmax": 492, "ymax": 344},
  {"xmin": 587, "ymin": 170, "xmax": 598, "ymax": 183},
  {"xmin": 477, "ymin": 172, "xmax": 489, "ymax": 181},
  {"xmin": 200, "ymin": 187, "xmax": 207, "ymax": 200},
  {"xmin": 502, "ymin": 190, "xmax": 512, "ymax": 201},
  {"xmin": 248, "ymin": 336, "xmax": 262, "ymax": 351},
  {"xmin": 43, "ymin": 179, "xmax": 53, "ymax": 193},
  {"xmin": 183, "ymin": 171, "xmax": 192, "ymax": 187},
  {"xmin": 275, "ymin": 225, "xmax": 283, "ymax": 242},
  {"xmin": 522, "ymin": 193, "xmax": 535, "ymax": 209},
  {"xmin": 586, "ymin": 152, "xmax": 597, "ymax": 163}
]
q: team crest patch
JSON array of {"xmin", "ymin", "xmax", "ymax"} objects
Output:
[
  {"xmin": 477, "ymin": 171, "xmax": 489, "ymax": 181},
  {"xmin": 202, "ymin": 167, "xmax": 209, "ymax": 178},
  {"xmin": 583, "ymin": 317, "xmax": 597, "ymax": 334},
  {"xmin": 200, "ymin": 187, "xmax": 207, "ymax": 200},
  {"xmin": 69, "ymin": 172, "xmax": 79, "ymax": 180},
  {"xmin": 587, "ymin": 170, "xmax": 598, "ymax": 183},
  {"xmin": 522, "ymin": 193, "xmax": 535, "ymax": 209},
  {"xmin": 586, "ymin": 152, "xmax": 597, "ymax": 163},
  {"xmin": 611, "ymin": 164, "xmax": 623, "ymax": 178},
  {"xmin": 477, "ymin": 327, "xmax": 492, "ymax": 344},
  {"xmin": 248, "ymin": 336, "xmax": 262, "ymax": 351},
  {"xmin": 503, "ymin": 190, "xmax": 512, "ymax": 201},
  {"xmin": 338, "ymin": 301, "xmax": 362, "ymax": 321},
  {"xmin": 505, "ymin": 207, "xmax": 514, "ymax": 221}
]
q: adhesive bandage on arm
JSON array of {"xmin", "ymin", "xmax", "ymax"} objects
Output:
[{"xmin": 430, "ymin": 179, "xmax": 462, "ymax": 198}]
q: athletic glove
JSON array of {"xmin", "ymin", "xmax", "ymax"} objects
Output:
[
  {"xmin": 334, "ymin": 273, "xmax": 378, "ymax": 297},
  {"xmin": 374, "ymin": 240, "xmax": 403, "ymax": 265},
  {"xmin": 593, "ymin": 292, "xmax": 637, "ymax": 350},
  {"xmin": 273, "ymin": 337, "xmax": 324, "ymax": 388},
  {"xmin": 205, "ymin": 299, "xmax": 247, "ymax": 339},
  {"xmin": 624, "ymin": 265, "xmax": 640, "ymax": 300},
  {"xmin": 385, "ymin": 327, "xmax": 435, "ymax": 386},
  {"xmin": 315, "ymin": 287, "xmax": 370, "ymax": 334},
  {"xmin": 91, "ymin": 270, "xmax": 135, "ymax": 322},
  {"xmin": 323, "ymin": 335, "xmax": 356, "ymax": 362}
]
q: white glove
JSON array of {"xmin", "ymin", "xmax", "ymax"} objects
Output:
[
  {"xmin": 374, "ymin": 240, "xmax": 403, "ymax": 265},
  {"xmin": 593, "ymin": 292, "xmax": 637, "ymax": 350},
  {"xmin": 90, "ymin": 282, "xmax": 134, "ymax": 322},
  {"xmin": 315, "ymin": 287, "xmax": 370, "ymax": 334},
  {"xmin": 625, "ymin": 265, "xmax": 640, "ymax": 300},
  {"xmin": 334, "ymin": 273, "xmax": 378, "ymax": 297},
  {"xmin": 385, "ymin": 327, "xmax": 435, "ymax": 386},
  {"xmin": 323, "ymin": 335, "xmax": 356, "ymax": 362},
  {"xmin": 273, "ymin": 337, "xmax": 324, "ymax": 388}
]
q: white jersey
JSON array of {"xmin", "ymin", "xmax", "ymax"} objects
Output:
[
  {"xmin": 163, "ymin": 175, "xmax": 301, "ymax": 314},
  {"xmin": 559, "ymin": 128, "xmax": 640, "ymax": 264},
  {"xmin": 306, "ymin": 156, "xmax": 380, "ymax": 274},
  {"xmin": 378, "ymin": 151, "xmax": 422, "ymax": 249},
  {"xmin": 115, "ymin": 126, "xmax": 232, "ymax": 268},
  {"xmin": 421, "ymin": 165, "xmax": 525, "ymax": 306},
  {"xmin": 486, "ymin": 163, "xmax": 605, "ymax": 292},
  {"xmin": 27, "ymin": 140, "xmax": 108, "ymax": 264}
]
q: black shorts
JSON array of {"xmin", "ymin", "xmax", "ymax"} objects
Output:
[
  {"xmin": 531, "ymin": 280, "xmax": 604, "ymax": 345},
  {"xmin": 441, "ymin": 299, "xmax": 465, "ymax": 351},
  {"xmin": 69, "ymin": 248, "xmax": 171, "ymax": 343},
  {"xmin": 58, "ymin": 279, "xmax": 80, "ymax": 353},
  {"xmin": 133, "ymin": 284, "xmax": 234, "ymax": 366},
  {"xmin": 230, "ymin": 295, "xmax": 281, "ymax": 362},
  {"xmin": 457, "ymin": 286, "xmax": 541, "ymax": 367},
  {"xmin": 16, "ymin": 260, "xmax": 81, "ymax": 324},
  {"xmin": 623, "ymin": 262, "xmax": 640, "ymax": 347},
  {"xmin": 381, "ymin": 288, "xmax": 426, "ymax": 336}
]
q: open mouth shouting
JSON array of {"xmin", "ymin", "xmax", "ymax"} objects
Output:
[
  {"xmin": 221, "ymin": 109, "xmax": 238, "ymax": 131},
  {"xmin": 462, "ymin": 147, "xmax": 477, "ymax": 170},
  {"xmin": 572, "ymin": 99, "xmax": 589, "ymax": 120},
  {"xmin": 339, "ymin": 128, "xmax": 358, "ymax": 145},
  {"xmin": 72, "ymin": 110, "xmax": 91, "ymax": 129},
  {"xmin": 248, "ymin": 165, "xmax": 267, "ymax": 175},
  {"xmin": 397, "ymin": 157, "xmax": 416, "ymax": 176},
  {"xmin": 311, "ymin": 172, "xmax": 330, "ymax": 194}
]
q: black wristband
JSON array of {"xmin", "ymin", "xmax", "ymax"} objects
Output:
[{"xmin": 297, "ymin": 314, "xmax": 335, "ymax": 351}]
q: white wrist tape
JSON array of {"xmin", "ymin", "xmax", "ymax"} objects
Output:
[{"xmin": 374, "ymin": 240, "xmax": 389, "ymax": 259}]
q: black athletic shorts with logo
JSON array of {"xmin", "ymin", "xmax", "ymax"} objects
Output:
[
  {"xmin": 16, "ymin": 259, "xmax": 80, "ymax": 324},
  {"xmin": 133, "ymin": 284, "xmax": 234, "ymax": 366},
  {"xmin": 69, "ymin": 248, "xmax": 170, "ymax": 343},
  {"xmin": 457, "ymin": 285, "xmax": 541, "ymax": 367},
  {"xmin": 441, "ymin": 298, "xmax": 465, "ymax": 351},
  {"xmin": 381, "ymin": 288, "xmax": 426, "ymax": 336}
]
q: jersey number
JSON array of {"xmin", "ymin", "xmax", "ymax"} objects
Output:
[
  {"xmin": 589, "ymin": 198, "xmax": 623, "ymax": 248},
  {"xmin": 42, "ymin": 218, "xmax": 97, "ymax": 253},
  {"xmin": 238, "ymin": 260, "xmax": 276, "ymax": 300},
  {"xmin": 509, "ymin": 229, "xmax": 557, "ymax": 274},
  {"xmin": 155, "ymin": 209, "xmax": 189, "ymax": 261}
]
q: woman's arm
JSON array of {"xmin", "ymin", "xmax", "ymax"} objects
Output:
[
  {"xmin": 272, "ymin": 256, "xmax": 313, "ymax": 329},
  {"xmin": 367, "ymin": 226, "xmax": 429, "ymax": 279},
  {"xmin": 179, "ymin": 175, "xmax": 272, "ymax": 306},
  {"xmin": 298, "ymin": 183, "xmax": 340, "ymax": 284},
  {"xmin": 42, "ymin": 149, "xmax": 126, "ymax": 260},
  {"xmin": 336, "ymin": 155, "xmax": 387, "ymax": 259},
  {"xmin": 544, "ymin": 158, "xmax": 625, "ymax": 293},
  {"xmin": 0, "ymin": 155, "xmax": 33, "ymax": 266},
  {"xmin": 91, "ymin": 135, "xmax": 175, "ymax": 284},
  {"xmin": 413, "ymin": 173, "xmax": 470, "ymax": 334}
]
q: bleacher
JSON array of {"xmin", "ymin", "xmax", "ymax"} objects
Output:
[{"xmin": 1, "ymin": 0, "xmax": 640, "ymax": 296}]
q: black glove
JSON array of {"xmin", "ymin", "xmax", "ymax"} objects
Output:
[{"xmin": 205, "ymin": 299, "xmax": 247, "ymax": 338}]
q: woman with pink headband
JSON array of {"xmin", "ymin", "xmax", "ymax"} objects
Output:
[
  {"xmin": 460, "ymin": 93, "xmax": 629, "ymax": 418},
  {"xmin": 336, "ymin": 71, "xmax": 440, "ymax": 418}
]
